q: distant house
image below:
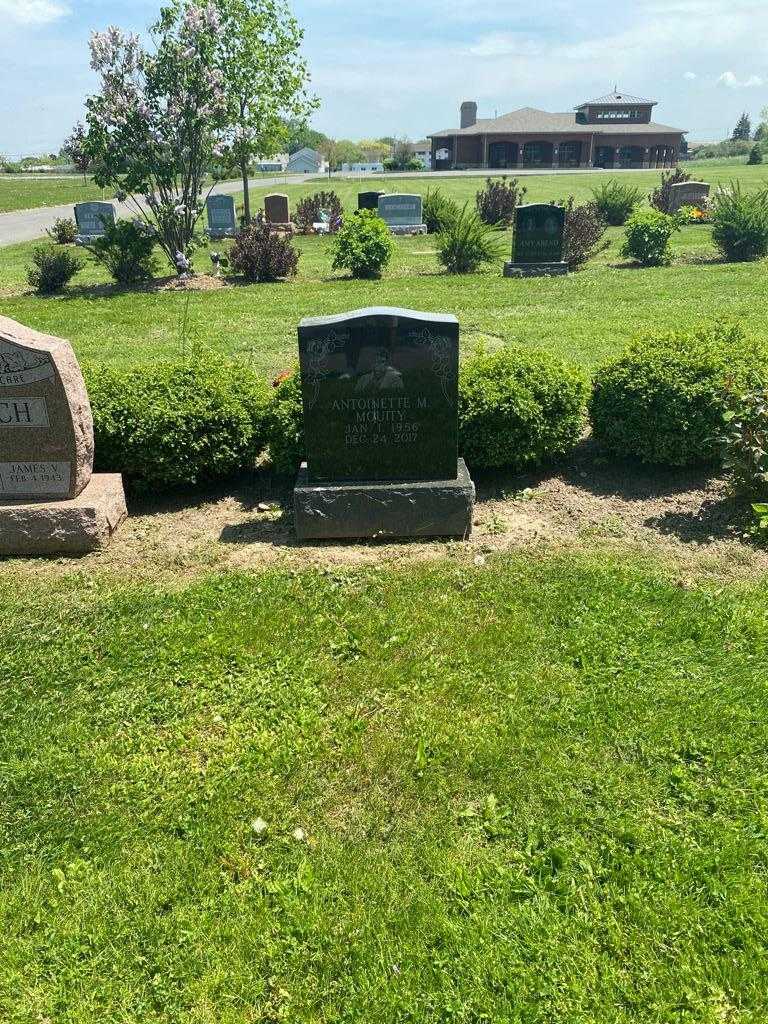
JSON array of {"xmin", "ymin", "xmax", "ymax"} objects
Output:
[
  {"xmin": 407, "ymin": 141, "xmax": 432, "ymax": 169},
  {"xmin": 341, "ymin": 162, "xmax": 385, "ymax": 173},
  {"xmin": 286, "ymin": 147, "xmax": 323, "ymax": 173},
  {"xmin": 429, "ymin": 92, "xmax": 686, "ymax": 170},
  {"xmin": 255, "ymin": 153, "xmax": 288, "ymax": 172}
]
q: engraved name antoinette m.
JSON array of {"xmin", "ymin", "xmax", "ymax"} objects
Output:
[
  {"xmin": 333, "ymin": 394, "xmax": 429, "ymax": 424},
  {"xmin": 0, "ymin": 342, "xmax": 55, "ymax": 387}
]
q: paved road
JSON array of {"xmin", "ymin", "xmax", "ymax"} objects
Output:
[
  {"xmin": 0, "ymin": 165, "xmax": 654, "ymax": 245},
  {"xmin": 0, "ymin": 174, "xmax": 315, "ymax": 246}
]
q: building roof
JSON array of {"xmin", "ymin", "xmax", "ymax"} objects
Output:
[
  {"xmin": 429, "ymin": 107, "xmax": 684, "ymax": 138},
  {"xmin": 577, "ymin": 92, "xmax": 656, "ymax": 107}
]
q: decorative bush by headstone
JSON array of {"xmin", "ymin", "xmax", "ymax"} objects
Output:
[{"xmin": 293, "ymin": 307, "xmax": 474, "ymax": 539}]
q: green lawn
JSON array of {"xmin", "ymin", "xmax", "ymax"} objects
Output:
[
  {"xmin": 0, "ymin": 176, "xmax": 112, "ymax": 213},
  {"xmin": 2, "ymin": 551, "xmax": 767, "ymax": 1022},
  {"xmin": 1, "ymin": 219, "xmax": 766, "ymax": 379}
]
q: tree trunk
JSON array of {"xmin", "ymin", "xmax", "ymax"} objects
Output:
[{"xmin": 241, "ymin": 156, "xmax": 251, "ymax": 225}]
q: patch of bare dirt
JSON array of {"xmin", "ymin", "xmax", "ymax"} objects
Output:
[{"xmin": 2, "ymin": 441, "xmax": 766, "ymax": 583}]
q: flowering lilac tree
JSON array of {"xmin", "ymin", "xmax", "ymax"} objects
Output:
[{"xmin": 84, "ymin": 4, "xmax": 226, "ymax": 271}]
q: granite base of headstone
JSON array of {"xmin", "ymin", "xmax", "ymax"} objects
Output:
[
  {"xmin": 378, "ymin": 195, "xmax": 427, "ymax": 235},
  {"xmin": 504, "ymin": 202, "xmax": 568, "ymax": 277},
  {"xmin": 293, "ymin": 307, "xmax": 474, "ymax": 541},
  {"xmin": 0, "ymin": 316, "xmax": 127, "ymax": 556}
]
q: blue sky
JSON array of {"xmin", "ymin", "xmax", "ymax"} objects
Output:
[{"xmin": 1, "ymin": 0, "xmax": 767, "ymax": 157}]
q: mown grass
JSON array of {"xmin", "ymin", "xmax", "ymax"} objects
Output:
[
  {"xmin": 0, "ymin": 176, "xmax": 110, "ymax": 213},
  {"xmin": 0, "ymin": 218, "xmax": 765, "ymax": 378},
  {"xmin": 2, "ymin": 551, "xmax": 767, "ymax": 1022}
]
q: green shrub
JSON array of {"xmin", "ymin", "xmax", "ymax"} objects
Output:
[
  {"xmin": 266, "ymin": 368, "xmax": 304, "ymax": 475},
  {"xmin": 85, "ymin": 219, "xmax": 158, "ymax": 284},
  {"xmin": 648, "ymin": 168, "xmax": 691, "ymax": 213},
  {"xmin": 230, "ymin": 221, "xmax": 299, "ymax": 282},
  {"xmin": 26, "ymin": 244, "xmax": 83, "ymax": 294},
  {"xmin": 459, "ymin": 347, "xmax": 588, "ymax": 471},
  {"xmin": 46, "ymin": 217, "xmax": 77, "ymax": 245},
  {"xmin": 436, "ymin": 203, "xmax": 506, "ymax": 274},
  {"xmin": 330, "ymin": 209, "xmax": 395, "ymax": 278},
  {"xmin": 590, "ymin": 323, "xmax": 768, "ymax": 466},
  {"xmin": 711, "ymin": 182, "xmax": 768, "ymax": 261},
  {"xmin": 562, "ymin": 198, "xmax": 609, "ymax": 268},
  {"xmin": 85, "ymin": 358, "xmax": 271, "ymax": 491},
  {"xmin": 722, "ymin": 388, "xmax": 768, "ymax": 497},
  {"xmin": 475, "ymin": 176, "xmax": 527, "ymax": 226},
  {"xmin": 747, "ymin": 145, "xmax": 763, "ymax": 165},
  {"xmin": 619, "ymin": 209, "xmax": 679, "ymax": 266},
  {"xmin": 591, "ymin": 179, "xmax": 643, "ymax": 225},
  {"xmin": 423, "ymin": 187, "xmax": 459, "ymax": 234}
]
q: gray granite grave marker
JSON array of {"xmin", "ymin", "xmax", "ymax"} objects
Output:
[
  {"xmin": 668, "ymin": 181, "xmax": 711, "ymax": 213},
  {"xmin": 293, "ymin": 307, "xmax": 474, "ymax": 540},
  {"xmin": 74, "ymin": 201, "xmax": 115, "ymax": 245},
  {"xmin": 377, "ymin": 194, "xmax": 427, "ymax": 235},
  {"xmin": 504, "ymin": 203, "xmax": 567, "ymax": 277},
  {"xmin": 206, "ymin": 194, "xmax": 237, "ymax": 238}
]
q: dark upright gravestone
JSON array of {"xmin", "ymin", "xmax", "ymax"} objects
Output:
[
  {"xmin": 206, "ymin": 194, "xmax": 237, "ymax": 239},
  {"xmin": 0, "ymin": 315, "xmax": 127, "ymax": 554},
  {"xmin": 503, "ymin": 203, "xmax": 567, "ymax": 277},
  {"xmin": 293, "ymin": 307, "xmax": 474, "ymax": 540},
  {"xmin": 358, "ymin": 190, "xmax": 386, "ymax": 211},
  {"xmin": 264, "ymin": 193, "xmax": 291, "ymax": 226},
  {"xmin": 74, "ymin": 202, "xmax": 115, "ymax": 245}
]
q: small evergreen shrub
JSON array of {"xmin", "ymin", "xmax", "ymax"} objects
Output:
[
  {"xmin": 591, "ymin": 179, "xmax": 643, "ymax": 225},
  {"xmin": 26, "ymin": 244, "xmax": 83, "ymax": 294},
  {"xmin": 295, "ymin": 191, "xmax": 343, "ymax": 233},
  {"xmin": 722, "ymin": 388, "xmax": 768, "ymax": 498},
  {"xmin": 459, "ymin": 347, "xmax": 588, "ymax": 471},
  {"xmin": 330, "ymin": 210, "xmax": 395, "ymax": 278},
  {"xmin": 648, "ymin": 167, "xmax": 691, "ymax": 213},
  {"xmin": 620, "ymin": 209, "xmax": 679, "ymax": 266},
  {"xmin": 266, "ymin": 368, "xmax": 304, "ymax": 475},
  {"xmin": 475, "ymin": 176, "xmax": 527, "ymax": 226},
  {"xmin": 747, "ymin": 145, "xmax": 763, "ymax": 165},
  {"xmin": 86, "ymin": 219, "xmax": 158, "ymax": 284},
  {"xmin": 423, "ymin": 187, "xmax": 459, "ymax": 233},
  {"xmin": 711, "ymin": 183, "xmax": 768, "ymax": 261},
  {"xmin": 590, "ymin": 323, "xmax": 768, "ymax": 466},
  {"xmin": 230, "ymin": 221, "xmax": 299, "ymax": 282},
  {"xmin": 436, "ymin": 203, "xmax": 506, "ymax": 274},
  {"xmin": 85, "ymin": 358, "xmax": 271, "ymax": 491},
  {"xmin": 46, "ymin": 217, "xmax": 77, "ymax": 245},
  {"xmin": 562, "ymin": 198, "xmax": 609, "ymax": 268}
]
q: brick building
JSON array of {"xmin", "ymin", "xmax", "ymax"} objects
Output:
[{"xmin": 429, "ymin": 92, "xmax": 686, "ymax": 171}]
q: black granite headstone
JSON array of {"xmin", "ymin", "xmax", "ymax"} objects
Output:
[
  {"xmin": 358, "ymin": 191, "xmax": 386, "ymax": 211},
  {"xmin": 298, "ymin": 307, "xmax": 459, "ymax": 483},
  {"xmin": 513, "ymin": 203, "xmax": 565, "ymax": 263}
]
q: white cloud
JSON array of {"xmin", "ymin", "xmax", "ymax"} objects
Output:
[
  {"xmin": 683, "ymin": 71, "xmax": 697, "ymax": 80},
  {"xmin": 0, "ymin": 0, "xmax": 70, "ymax": 25},
  {"xmin": 717, "ymin": 70, "xmax": 765, "ymax": 88}
]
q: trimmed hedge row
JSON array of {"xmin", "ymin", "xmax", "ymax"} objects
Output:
[
  {"xmin": 85, "ymin": 347, "xmax": 587, "ymax": 490},
  {"xmin": 83, "ymin": 322, "xmax": 768, "ymax": 492}
]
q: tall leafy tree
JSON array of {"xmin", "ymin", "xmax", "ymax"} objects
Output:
[
  {"xmin": 283, "ymin": 118, "xmax": 327, "ymax": 155},
  {"xmin": 732, "ymin": 111, "xmax": 752, "ymax": 141},
  {"xmin": 211, "ymin": 0, "xmax": 317, "ymax": 223},
  {"xmin": 61, "ymin": 122, "xmax": 92, "ymax": 180}
]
